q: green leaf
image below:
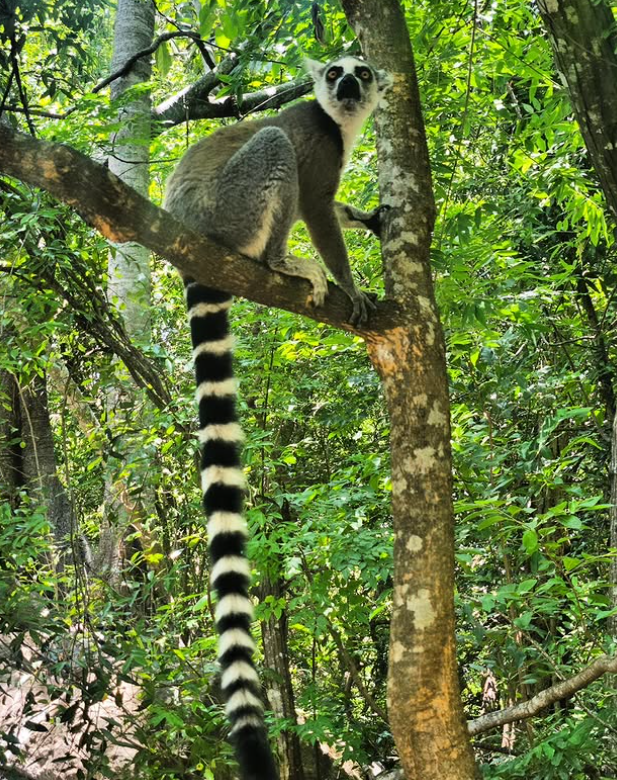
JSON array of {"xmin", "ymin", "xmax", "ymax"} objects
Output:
[
  {"xmin": 522, "ymin": 529, "xmax": 538, "ymax": 554},
  {"xmin": 517, "ymin": 578, "xmax": 537, "ymax": 594},
  {"xmin": 155, "ymin": 40, "xmax": 172, "ymax": 77},
  {"xmin": 193, "ymin": 594, "xmax": 210, "ymax": 611}
]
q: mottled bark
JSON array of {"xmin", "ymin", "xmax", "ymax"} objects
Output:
[
  {"xmin": 341, "ymin": 1, "xmax": 477, "ymax": 778},
  {"xmin": 537, "ymin": 0, "xmax": 617, "ymax": 221}
]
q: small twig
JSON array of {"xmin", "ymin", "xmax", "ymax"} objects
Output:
[
  {"xmin": 1, "ymin": 104, "xmax": 68, "ymax": 119},
  {"xmin": 151, "ymin": 0, "xmax": 216, "ymax": 69}
]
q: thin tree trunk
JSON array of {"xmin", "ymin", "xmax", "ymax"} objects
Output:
[
  {"xmin": 99, "ymin": 0, "xmax": 155, "ymax": 580},
  {"xmin": 537, "ymin": 0, "xmax": 617, "ymax": 636},
  {"xmin": 259, "ymin": 576, "xmax": 306, "ymax": 780},
  {"xmin": 0, "ymin": 369, "xmax": 22, "ymax": 503},
  {"xmin": 341, "ymin": 1, "xmax": 478, "ymax": 777},
  {"xmin": 18, "ymin": 372, "xmax": 76, "ymax": 553},
  {"xmin": 610, "ymin": 411, "xmax": 617, "ymax": 636}
]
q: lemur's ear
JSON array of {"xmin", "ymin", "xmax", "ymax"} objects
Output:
[{"xmin": 303, "ymin": 58, "xmax": 326, "ymax": 82}]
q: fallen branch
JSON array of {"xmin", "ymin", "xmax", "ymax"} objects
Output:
[{"xmin": 468, "ymin": 654, "xmax": 617, "ymax": 736}]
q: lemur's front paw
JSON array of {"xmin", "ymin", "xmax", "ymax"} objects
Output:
[
  {"xmin": 364, "ymin": 205, "xmax": 391, "ymax": 239},
  {"xmin": 349, "ymin": 290, "xmax": 377, "ymax": 328}
]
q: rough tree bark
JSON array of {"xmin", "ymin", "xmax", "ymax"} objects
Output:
[
  {"xmin": 339, "ymin": 2, "xmax": 478, "ymax": 778},
  {"xmin": 536, "ymin": 0, "xmax": 617, "ymax": 636}
]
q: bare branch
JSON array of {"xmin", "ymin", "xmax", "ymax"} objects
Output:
[
  {"xmin": 0, "ymin": 123, "xmax": 403, "ymax": 338},
  {"xmin": 153, "ymin": 74, "xmax": 312, "ymax": 129},
  {"xmin": 468, "ymin": 654, "xmax": 617, "ymax": 736}
]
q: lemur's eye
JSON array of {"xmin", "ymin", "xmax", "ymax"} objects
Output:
[
  {"xmin": 326, "ymin": 69, "xmax": 339, "ymax": 81},
  {"xmin": 358, "ymin": 68, "xmax": 372, "ymax": 80}
]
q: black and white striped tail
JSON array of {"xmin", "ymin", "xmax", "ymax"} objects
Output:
[{"xmin": 185, "ymin": 278, "xmax": 278, "ymax": 780}]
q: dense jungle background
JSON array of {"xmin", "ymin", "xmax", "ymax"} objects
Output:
[{"xmin": 1, "ymin": 0, "xmax": 617, "ymax": 778}]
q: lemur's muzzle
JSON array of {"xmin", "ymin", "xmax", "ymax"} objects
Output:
[{"xmin": 337, "ymin": 74, "xmax": 361, "ymax": 102}]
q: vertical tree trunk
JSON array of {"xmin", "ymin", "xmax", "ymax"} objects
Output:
[
  {"xmin": 259, "ymin": 576, "xmax": 306, "ymax": 780},
  {"xmin": 0, "ymin": 369, "xmax": 22, "ymax": 503},
  {"xmin": 18, "ymin": 372, "xmax": 76, "ymax": 552},
  {"xmin": 107, "ymin": 0, "xmax": 154, "ymax": 337},
  {"xmin": 341, "ymin": 1, "xmax": 477, "ymax": 777},
  {"xmin": 99, "ymin": 0, "xmax": 155, "ymax": 579},
  {"xmin": 536, "ymin": 0, "xmax": 617, "ymax": 636},
  {"xmin": 610, "ymin": 413, "xmax": 617, "ymax": 637}
]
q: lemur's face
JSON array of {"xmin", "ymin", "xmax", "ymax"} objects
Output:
[{"xmin": 305, "ymin": 56, "xmax": 392, "ymax": 123}]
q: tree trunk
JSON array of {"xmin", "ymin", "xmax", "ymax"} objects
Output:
[
  {"xmin": 536, "ymin": 0, "xmax": 617, "ymax": 637},
  {"xmin": 341, "ymin": 1, "xmax": 478, "ymax": 777},
  {"xmin": 537, "ymin": 0, "xmax": 617, "ymax": 222},
  {"xmin": 259, "ymin": 576, "xmax": 306, "ymax": 780},
  {"xmin": 107, "ymin": 0, "xmax": 154, "ymax": 338},
  {"xmin": 99, "ymin": 0, "xmax": 155, "ymax": 580},
  {"xmin": 0, "ymin": 369, "xmax": 22, "ymax": 503},
  {"xmin": 610, "ymin": 411, "xmax": 617, "ymax": 637},
  {"xmin": 18, "ymin": 372, "xmax": 76, "ymax": 552}
]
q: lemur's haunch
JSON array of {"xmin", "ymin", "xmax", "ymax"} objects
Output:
[{"xmin": 164, "ymin": 56, "xmax": 391, "ymax": 780}]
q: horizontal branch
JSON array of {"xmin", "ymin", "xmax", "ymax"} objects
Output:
[
  {"xmin": 152, "ymin": 52, "xmax": 239, "ymax": 128},
  {"xmin": 152, "ymin": 56, "xmax": 311, "ymax": 129},
  {"xmin": 468, "ymin": 654, "xmax": 617, "ymax": 736},
  {"xmin": 0, "ymin": 124, "xmax": 401, "ymax": 337}
]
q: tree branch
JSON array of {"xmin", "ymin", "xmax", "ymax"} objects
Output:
[
  {"xmin": 0, "ymin": 123, "xmax": 404, "ymax": 337},
  {"xmin": 468, "ymin": 654, "xmax": 617, "ymax": 736},
  {"xmin": 151, "ymin": 46, "xmax": 312, "ymax": 130},
  {"xmin": 93, "ymin": 30, "xmax": 203, "ymax": 95},
  {"xmin": 153, "ymin": 76, "xmax": 312, "ymax": 128}
]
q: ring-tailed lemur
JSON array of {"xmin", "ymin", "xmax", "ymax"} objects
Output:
[{"xmin": 164, "ymin": 56, "xmax": 391, "ymax": 780}]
